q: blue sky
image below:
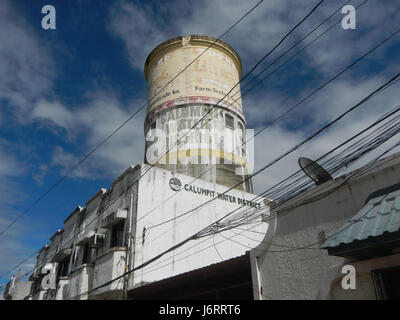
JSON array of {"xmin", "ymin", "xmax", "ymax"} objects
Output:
[{"xmin": 1, "ymin": 0, "xmax": 400, "ymax": 290}]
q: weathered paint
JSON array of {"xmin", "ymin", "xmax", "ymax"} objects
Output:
[
  {"xmin": 144, "ymin": 35, "xmax": 243, "ymax": 115},
  {"xmin": 253, "ymin": 153, "xmax": 400, "ymax": 300},
  {"xmin": 144, "ymin": 36, "xmax": 252, "ymax": 192},
  {"xmin": 132, "ymin": 165, "xmax": 269, "ymax": 288}
]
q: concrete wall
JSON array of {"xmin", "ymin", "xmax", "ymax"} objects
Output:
[
  {"xmin": 145, "ymin": 104, "xmax": 252, "ymax": 192},
  {"xmin": 329, "ymin": 273, "xmax": 376, "ymax": 300},
  {"xmin": 62, "ymin": 206, "xmax": 83, "ymax": 250},
  {"xmin": 48, "ymin": 229, "xmax": 63, "ymax": 261},
  {"xmin": 26, "ymin": 153, "xmax": 400, "ymax": 300},
  {"xmin": 255, "ymin": 154, "xmax": 400, "ymax": 299},
  {"xmin": 33, "ymin": 246, "xmax": 49, "ymax": 276},
  {"xmin": 132, "ymin": 165, "xmax": 269, "ymax": 289},
  {"xmin": 24, "ymin": 162, "xmax": 274, "ymax": 299},
  {"xmin": 67, "ymin": 265, "xmax": 94, "ymax": 300},
  {"xmin": 28, "ymin": 165, "xmax": 141, "ymax": 300},
  {"xmin": 4, "ymin": 278, "xmax": 32, "ymax": 300},
  {"xmin": 92, "ymin": 249, "xmax": 126, "ymax": 299},
  {"xmin": 32, "ymin": 289, "xmax": 46, "ymax": 300},
  {"xmin": 55, "ymin": 278, "xmax": 70, "ymax": 300}
]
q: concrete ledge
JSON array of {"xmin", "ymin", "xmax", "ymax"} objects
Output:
[
  {"xmin": 96, "ymin": 247, "xmax": 126, "ymax": 260},
  {"xmin": 70, "ymin": 263, "xmax": 94, "ymax": 274}
]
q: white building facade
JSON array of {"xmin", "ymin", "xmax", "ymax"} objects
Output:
[{"xmin": 23, "ymin": 164, "xmax": 269, "ymax": 300}]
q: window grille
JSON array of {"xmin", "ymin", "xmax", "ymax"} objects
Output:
[{"xmin": 225, "ymin": 114, "xmax": 234, "ymax": 129}]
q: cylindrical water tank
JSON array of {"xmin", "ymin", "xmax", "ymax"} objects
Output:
[{"xmin": 144, "ymin": 35, "xmax": 252, "ymax": 192}]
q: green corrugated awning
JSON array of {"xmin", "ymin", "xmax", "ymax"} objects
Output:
[{"xmin": 321, "ymin": 183, "xmax": 400, "ymax": 257}]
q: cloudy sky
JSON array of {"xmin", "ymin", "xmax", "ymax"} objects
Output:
[{"xmin": 1, "ymin": 0, "xmax": 400, "ymax": 291}]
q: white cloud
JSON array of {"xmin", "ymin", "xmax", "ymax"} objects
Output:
[
  {"xmin": 0, "ymin": 211, "xmax": 38, "ymax": 281},
  {"xmin": 301, "ymin": 1, "xmax": 400, "ymax": 74},
  {"xmin": 0, "ymin": 1, "xmax": 55, "ymax": 278},
  {"xmin": 106, "ymin": 0, "xmax": 291, "ymax": 72},
  {"xmin": 0, "ymin": 1, "xmax": 54, "ymax": 122},
  {"xmin": 250, "ymin": 77, "xmax": 400, "ymax": 195},
  {"xmin": 106, "ymin": 1, "xmax": 400, "ymax": 73},
  {"xmin": 0, "ymin": 144, "xmax": 24, "ymax": 179},
  {"xmin": 1, "ymin": 0, "xmax": 400, "ymax": 281},
  {"xmin": 32, "ymin": 100, "xmax": 75, "ymax": 137},
  {"xmin": 0, "ymin": 139, "xmax": 27, "ymax": 210},
  {"xmin": 107, "ymin": 1, "xmax": 169, "ymax": 70},
  {"xmin": 1, "ymin": 0, "xmax": 397, "ymax": 192},
  {"xmin": 29, "ymin": 0, "xmax": 400, "ymax": 188},
  {"xmin": 0, "ymin": 143, "xmax": 36, "ymax": 281},
  {"xmin": 32, "ymin": 165, "xmax": 48, "ymax": 186},
  {"xmin": 31, "ymin": 94, "xmax": 145, "ymax": 180}
]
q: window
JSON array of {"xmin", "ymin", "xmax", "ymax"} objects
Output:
[
  {"xmin": 238, "ymin": 122, "xmax": 245, "ymax": 142},
  {"xmin": 149, "ymin": 121, "xmax": 156, "ymax": 136},
  {"xmin": 238, "ymin": 122, "xmax": 246, "ymax": 156},
  {"xmin": 71, "ymin": 247, "xmax": 78, "ymax": 268},
  {"xmin": 220, "ymin": 136, "xmax": 224, "ymax": 161},
  {"xmin": 57, "ymin": 258, "xmax": 70, "ymax": 278},
  {"xmin": 111, "ymin": 220, "xmax": 125, "ymax": 248},
  {"xmin": 372, "ymin": 266, "xmax": 400, "ymax": 299},
  {"xmin": 78, "ymin": 211, "xmax": 86, "ymax": 228},
  {"xmin": 82, "ymin": 243, "xmax": 91, "ymax": 264},
  {"xmin": 225, "ymin": 114, "xmax": 234, "ymax": 129},
  {"xmin": 33, "ymin": 277, "xmax": 42, "ymax": 295},
  {"xmin": 147, "ymin": 121, "xmax": 158, "ymax": 156}
]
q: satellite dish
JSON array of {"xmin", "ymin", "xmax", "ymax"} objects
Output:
[{"xmin": 298, "ymin": 157, "xmax": 332, "ymax": 186}]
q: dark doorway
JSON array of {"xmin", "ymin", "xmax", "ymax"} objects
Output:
[
  {"xmin": 372, "ymin": 266, "xmax": 400, "ymax": 300},
  {"xmin": 128, "ymin": 254, "xmax": 253, "ymax": 300}
]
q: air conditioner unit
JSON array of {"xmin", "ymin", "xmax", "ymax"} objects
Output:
[
  {"xmin": 89, "ymin": 233, "xmax": 105, "ymax": 248},
  {"xmin": 101, "ymin": 208, "xmax": 127, "ymax": 228}
]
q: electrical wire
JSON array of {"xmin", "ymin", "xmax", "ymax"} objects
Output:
[
  {"xmin": 4, "ymin": 70, "xmax": 399, "ymax": 290},
  {"xmin": 136, "ymin": 145, "xmax": 400, "ymax": 280},
  {"xmin": 136, "ymin": 0, "xmax": 390, "ymax": 233},
  {"xmin": 0, "ymin": 0, "xmax": 266, "ymax": 239},
  {"xmin": 129, "ymin": 0, "xmax": 365, "ymax": 227},
  {"xmin": 0, "ymin": 0, "xmax": 328, "ymax": 279},
  {"xmin": 3, "ymin": 0, "xmax": 396, "ymax": 296},
  {"xmin": 64, "ymin": 76, "xmax": 400, "ymax": 299},
  {"xmin": 145, "ymin": 69, "xmax": 400, "ymax": 232},
  {"xmin": 52, "ymin": 111, "xmax": 400, "ymax": 298}
]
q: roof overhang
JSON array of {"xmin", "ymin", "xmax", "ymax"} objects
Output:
[
  {"xmin": 52, "ymin": 248, "xmax": 72, "ymax": 263},
  {"xmin": 326, "ymin": 230, "xmax": 400, "ymax": 259}
]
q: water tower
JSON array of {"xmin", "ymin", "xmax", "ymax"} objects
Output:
[{"xmin": 144, "ymin": 35, "xmax": 252, "ymax": 192}]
